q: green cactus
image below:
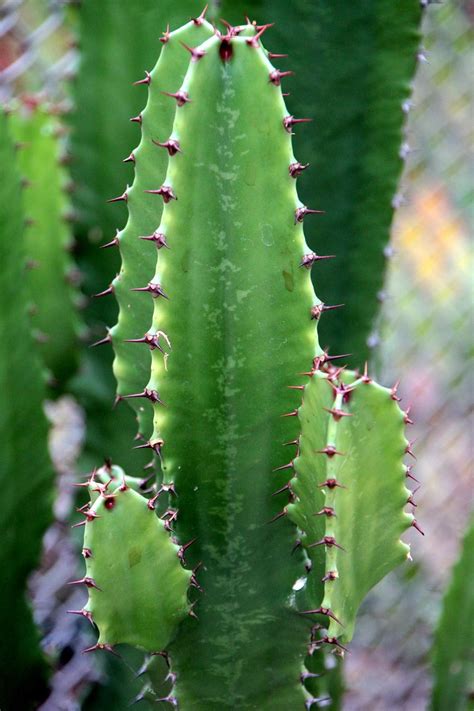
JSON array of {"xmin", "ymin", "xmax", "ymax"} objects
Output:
[
  {"xmin": 8, "ymin": 99, "xmax": 81, "ymax": 386},
  {"xmin": 216, "ymin": 0, "xmax": 423, "ymax": 366},
  {"xmin": 431, "ymin": 516, "xmax": 474, "ymax": 711},
  {"xmin": 0, "ymin": 109, "xmax": 54, "ymax": 710},
  {"xmin": 75, "ymin": 20, "xmax": 418, "ymax": 707}
]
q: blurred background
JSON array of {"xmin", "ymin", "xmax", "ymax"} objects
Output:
[{"xmin": 0, "ymin": 0, "xmax": 472, "ymax": 709}]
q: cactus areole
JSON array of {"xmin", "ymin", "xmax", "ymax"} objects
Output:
[{"xmin": 76, "ymin": 14, "xmax": 417, "ymax": 708}]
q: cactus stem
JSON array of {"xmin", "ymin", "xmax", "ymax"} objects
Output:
[
  {"xmin": 289, "ymin": 161, "xmax": 309, "ymax": 178},
  {"xmin": 107, "ymin": 191, "xmax": 128, "ymax": 203},
  {"xmin": 144, "ymin": 186, "xmax": 177, "ymax": 203},
  {"xmin": 269, "ymin": 69, "xmax": 294, "ymax": 86},
  {"xmin": 300, "ymin": 252, "xmax": 335, "ymax": 268},
  {"xmin": 131, "ymin": 282, "xmax": 169, "ymax": 299},
  {"xmin": 93, "ymin": 285, "xmax": 114, "ymax": 298},
  {"xmin": 161, "ymin": 90, "xmax": 191, "ymax": 106},
  {"xmin": 318, "ymin": 478, "xmax": 347, "ymax": 490},
  {"xmin": 152, "ymin": 139, "xmax": 181, "ymax": 156},
  {"xmin": 295, "ymin": 206, "xmax": 325, "ymax": 224},
  {"xmin": 133, "ymin": 71, "xmax": 151, "ymax": 86},
  {"xmin": 139, "ymin": 230, "xmax": 169, "ymax": 248},
  {"xmin": 180, "ymin": 41, "xmax": 206, "ymax": 63},
  {"xmin": 68, "ymin": 576, "xmax": 101, "ymax": 590},
  {"xmin": 123, "ymin": 388, "xmax": 164, "ymax": 405}
]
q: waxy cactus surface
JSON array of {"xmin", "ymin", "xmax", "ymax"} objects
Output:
[{"xmin": 75, "ymin": 14, "xmax": 419, "ymax": 708}]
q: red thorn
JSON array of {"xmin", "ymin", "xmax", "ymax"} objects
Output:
[
  {"xmin": 269, "ymin": 69, "xmax": 294, "ymax": 86},
  {"xmin": 90, "ymin": 331, "xmax": 111, "ymax": 348},
  {"xmin": 68, "ymin": 576, "xmax": 101, "ymax": 590},
  {"xmin": 82, "ymin": 548, "xmax": 92, "ymax": 558},
  {"xmin": 283, "ymin": 438, "xmax": 300, "ymax": 447},
  {"xmin": 287, "ymin": 384, "xmax": 304, "ymax": 391},
  {"xmin": 268, "ymin": 52, "xmax": 288, "ymax": 59},
  {"xmin": 403, "ymin": 407, "xmax": 414, "ymax": 425},
  {"xmin": 283, "ymin": 115, "xmax": 313, "ymax": 133},
  {"xmin": 406, "ymin": 465, "xmax": 419, "ymax": 483},
  {"xmin": 130, "ymin": 114, "xmax": 142, "ymax": 125},
  {"xmin": 162, "ymin": 90, "xmax": 190, "ymax": 106},
  {"xmin": 300, "ymin": 607, "xmax": 343, "ymax": 626},
  {"xmin": 133, "ymin": 71, "xmax": 151, "ymax": 86},
  {"xmin": 246, "ymin": 24, "xmax": 273, "ymax": 48},
  {"xmin": 67, "ymin": 609, "xmax": 94, "ymax": 626},
  {"xmin": 152, "ymin": 138, "xmax": 181, "ymax": 156},
  {"xmin": 131, "ymin": 282, "xmax": 169, "ymax": 299},
  {"xmin": 281, "ymin": 409, "xmax": 298, "ymax": 418},
  {"xmin": 310, "ymin": 303, "xmax": 344, "ymax": 320},
  {"xmin": 144, "ymin": 185, "xmax": 177, "ymax": 203},
  {"xmin": 320, "ymin": 635, "xmax": 348, "ymax": 652},
  {"xmin": 123, "ymin": 152, "xmax": 135, "ymax": 163},
  {"xmin": 139, "ymin": 230, "xmax": 169, "ymax": 249},
  {"xmin": 160, "ymin": 24, "xmax": 170, "ymax": 44},
  {"xmin": 93, "ymin": 285, "xmax": 114, "ymax": 299},
  {"xmin": 322, "ymin": 570, "xmax": 337, "ymax": 582},
  {"xmin": 178, "ymin": 538, "xmax": 197, "ymax": 565},
  {"xmin": 295, "ymin": 206, "xmax": 325, "ymax": 224},
  {"xmin": 107, "ymin": 191, "xmax": 127, "ymax": 204},
  {"xmin": 412, "ymin": 519, "xmax": 425, "ymax": 535},
  {"xmin": 125, "ymin": 331, "xmax": 170, "ymax": 352},
  {"xmin": 272, "ymin": 482, "xmax": 292, "ymax": 496},
  {"xmin": 154, "ymin": 696, "xmax": 178, "ymax": 707},
  {"xmin": 300, "ymin": 252, "xmax": 335, "ymax": 268},
  {"xmin": 405, "ymin": 440, "xmax": 417, "ymax": 460},
  {"xmin": 289, "ymin": 161, "xmax": 309, "ymax": 178},
  {"xmin": 192, "ymin": 4, "xmax": 208, "ymax": 25},
  {"xmin": 391, "ymin": 380, "xmax": 401, "ymax": 401},
  {"xmin": 180, "ymin": 41, "xmax": 206, "ymax": 62},
  {"xmin": 308, "ymin": 536, "xmax": 345, "ymax": 551},
  {"xmin": 83, "ymin": 643, "xmax": 120, "ymax": 657},
  {"xmin": 316, "ymin": 445, "xmax": 344, "ymax": 458},
  {"xmin": 123, "ymin": 388, "xmax": 164, "ymax": 405},
  {"xmin": 315, "ymin": 507, "xmax": 336, "ymax": 517},
  {"xmin": 133, "ymin": 439, "xmax": 164, "ymax": 456},
  {"xmin": 318, "ymin": 478, "xmax": 346, "ymax": 490},
  {"xmin": 323, "ymin": 407, "xmax": 352, "ymax": 421},
  {"xmin": 272, "ymin": 461, "xmax": 294, "ymax": 472},
  {"xmin": 268, "ymin": 508, "xmax": 287, "ymax": 524},
  {"xmin": 100, "ymin": 232, "xmax": 120, "ymax": 249}
]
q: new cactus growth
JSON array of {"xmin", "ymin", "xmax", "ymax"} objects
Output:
[
  {"xmin": 75, "ymin": 14, "xmax": 419, "ymax": 707},
  {"xmin": 8, "ymin": 99, "xmax": 81, "ymax": 386}
]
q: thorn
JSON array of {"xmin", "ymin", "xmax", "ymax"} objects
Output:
[
  {"xmin": 192, "ymin": 5, "xmax": 208, "ymax": 25},
  {"xmin": 125, "ymin": 330, "xmax": 170, "ymax": 352},
  {"xmin": 289, "ymin": 162, "xmax": 309, "ymax": 178},
  {"xmin": 188, "ymin": 601, "xmax": 199, "ymax": 620},
  {"xmin": 139, "ymin": 230, "xmax": 169, "ymax": 249},
  {"xmin": 316, "ymin": 445, "xmax": 344, "ymax": 458},
  {"xmin": 406, "ymin": 466, "xmax": 419, "ymax": 483},
  {"xmin": 305, "ymin": 697, "xmax": 332, "ymax": 709},
  {"xmin": 180, "ymin": 41, "xmax": 206, "ymax": 62},
  {"xmin": 283, "ymin": 115, "xmax": 313, "ymax": 133},
  {"xmin": 412, "ymin": 519, "xmax": 425, "ymax": 535},
  {"xmin": 300, "ymin": 252, "xmax": 335, "ymax": 268},
  {"xmin": 281, "ymin": 409, "xmax": 298, "ymax": 418},
  {"xmin": 133, "ymin": 439, "xmax": 164, "ymax": 456},
  {"xmin": 295, "ymin": 206, "xmax": 325, "ymax": 224},
  {"xmin": 123, "ymin": 388, "xmax": 164, "ymax": 405},
  {"xmin": 68, "ymin": 576, "xmax": 101, "ymax": 590},
  {"xmin": 101, "ymin": 232, "xmax": 120, "ymax": 249},
  {"xmin": 162, "ymin": 90, "xmax": 190, "ymax": 106},
  {"xmin": 130, "ymin": 114, "xmax": 142, "ymax": 124},
  {"xmin": 283, "ymin": 438, "xmax": 300, "ymax": 447},
  {"xmin": 72, "ymin": 509, "xmax": 101, "ymax": 527},
  {"xmin": 318, "ymin": 478, "xmax": 346, "ymax": 490},
  {"xmin": 268, "ymin": 52, "xmax": 288, "ymax": 59},
  {"xmin": 405, "ymin": 440, "xmax": 417, "ymax": 460},
  {"xmin": 152, "ymin": 138, "xmax": 181, "ymax": 156},
  {"xmin": 160, "ymin": 25, "xmax": 170, "ymax": 44},
  {"xmin": 246, "ymin": 24, "xmax": 273, "ymax": 48},
  {"xmin": 361, "ymin": 362, "xmax": 372, "ymax": 383},
  {"xmin": 144, "ymin": 185, "xmax": 177, "ymax": 203},
  {"xmin": 178, "ymin": 538, "xmax": 197, "ymax": 565},
  {"xmin": 82, "ymin": 548, "xmax": 92, "ymax": 558},
  {"xmin": 83, "ymin": 643, "xmax": 120, "ymax": 657},
  {"xmin": 67, "ymin": 609, "xmax": 95, "ymax": 626},
  {"xmin": 300, "ymin": 607, "xmax": 343, "ymax": 626},
  {"xmin": 131, "ymin": 282, "xmax": 169, "ymax": 299},
  {"xmin": 268, "ymin": 508, "xmax": 287, "ymax": 524},
  {"xmin": 133, "ymin": 71, "xmax": 151, "ymax": 86},
  {"xmin": 269, "ymin": 69, "xmax": 294, "ymax": 86},
  {"xmin": 322, "ymin": 570, "xmax": 338, "ymax": 582},
  {"xmin": 391, "ymin": 380, "xmax": 401, "ymax": 401},
  {"xmin": 287, "ymin": 385, "xmax": 305, "ymax": 391},
  {"xmin": 123, "ymin": 152, "xmax": 135, "ymax": 163},
  {"xmin": 272, "ymin": 461, "xmax": 294, "ymax": 472},
  {"xmin": 154, "ymin": 697, "xmax": 178, "ymax": 707},
  {"xmin": 93, "ymin": 285, "xmax": 114, "ymax": 299},
  {"xmin": 272, "ymin": 482, "xmax": 292, "ymax": 496},
  {"xmin": 315, "ymin": 507, "xmax": 337, "ymax": 517},
  {"xmin": 323, "ymin": 407, "xmax": 352, "ymax": 421},
  {"xmin": 311, "ymin": 303, "xmax": 344, "ymax": 320},
  {"xmin": 309, "ymin": 536, "xmax": 344, "ymax": 550},
  {"xmin": 403, "ymin": 407, "xmax": 414, "ymax": 425},
  {"xmin": 107, "ymin": 191, "xmax": 127, "ymax": 204}
]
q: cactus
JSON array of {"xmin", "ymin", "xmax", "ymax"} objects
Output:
[
  {"xmin": 431, "ymin": 516, "xmax": 474, "ymax": 711},
  {"xmin": 216, "ymin": 0, "xmax": 423, "ymax": 365},
  {"xmin": 8, "ymin": 98, "xmax": 81, "ymax": 386},
  {"xmin": 75, "ymin": 19, "xmax": 419, "ymax": 707},
  {"xmin": 0, "ymin": 109, "xmax": 54, "ymax": 710}
]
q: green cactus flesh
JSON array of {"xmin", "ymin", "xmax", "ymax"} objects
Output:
[
  {"xmin": 0, "ymin": 109, "xmax": 53, "ymax": 710},
  {"xmin": 78, "ymin": 475, "xmax": 191, "ymax": 652},
  {"xmin": 9, "ymin": 101, "xmax": 80, "ymax": 385},
  {"xmin": 78, "ymin": 20, "xmax": 417, "ymax": 709}
]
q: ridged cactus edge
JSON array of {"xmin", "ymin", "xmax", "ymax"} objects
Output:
[{"xmin": 74, "ymin": 13, "xmax": 420, "ymax": 708}]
